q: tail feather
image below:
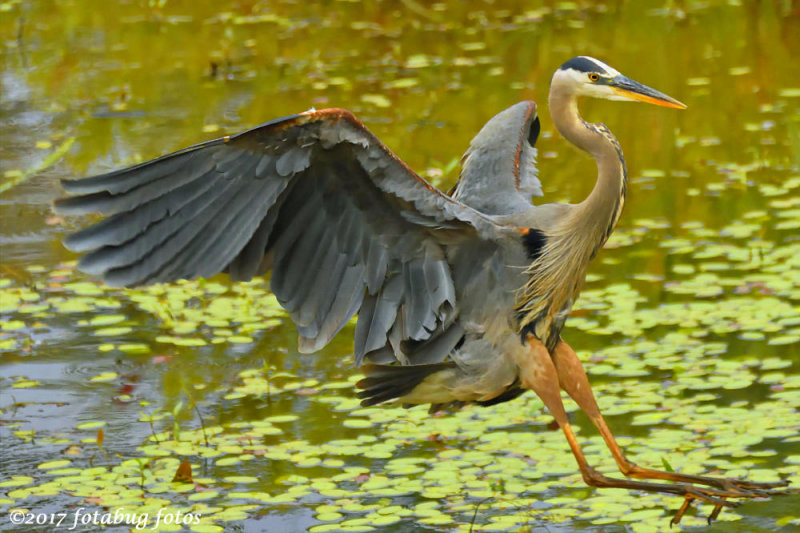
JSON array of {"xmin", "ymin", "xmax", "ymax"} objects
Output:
[
  {"xmin": 356, "ymin": 362, "xmax": 455, "ymax": 407},
  {"xmin": 476, "ymin": 386, "xmax": 526, "ymax": 406}
]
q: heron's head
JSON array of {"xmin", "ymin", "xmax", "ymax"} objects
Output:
[{"xmin": 552, "ymin": 56, "xmax": 686, "ymax": 109}]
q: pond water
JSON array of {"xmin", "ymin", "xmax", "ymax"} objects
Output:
[{"xmin": 1, "ymin": 1, "xmax": 800, "ymax": 532}]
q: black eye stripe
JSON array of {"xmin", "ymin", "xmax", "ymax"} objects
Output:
[{"xmin": 560, "ymin": 56, "xmax": 604, "ymax": 73}]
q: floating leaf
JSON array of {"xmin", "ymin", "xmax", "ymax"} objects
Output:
[
  {"xmin": 172, "ymin": 461, "xmax": 193, "ymax": 483},
  {"xmin": 89, "ymin": 372, "xmax": 119, "ymax": 382}
]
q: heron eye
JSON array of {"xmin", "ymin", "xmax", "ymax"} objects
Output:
[{"xmin": 588, "ymin": 73, "xmax": 600, "ymax": 82}]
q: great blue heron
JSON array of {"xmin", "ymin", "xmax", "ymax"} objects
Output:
[{"xmin": 55, "ymin": 56, "xmax": 792, "ymax": 524}]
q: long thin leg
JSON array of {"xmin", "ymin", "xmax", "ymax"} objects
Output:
[
  {"xmin": 549, "ymin": 339, "xmax": 793, "ymax": 523},
  {"xmin": 551, "ymin": 340, "xmax": 788, "ymax": 491},
  {"xmin": 515, "ymin": 335, "xmax": 751, "ymax": 524}
]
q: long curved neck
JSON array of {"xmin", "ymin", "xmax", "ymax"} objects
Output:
[
  {"xmin": 548, "ymin": 88, "xmax": 627, "ymax": 251},
  {"xmin": 516, "ymin": 87, "xmax": 628, "ymax": 343}
]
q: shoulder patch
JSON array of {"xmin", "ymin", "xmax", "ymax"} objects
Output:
[
  {"xmin": 521, "ymin": 227, "xmax": 547, "ymax": 261},
  {"xmin": 527, "ymin": 116, "xmax": 541, "ymax": 147}
]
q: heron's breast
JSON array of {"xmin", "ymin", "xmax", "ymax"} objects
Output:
[{"xmin": 514, "ymin": 226, "xmax": 580, "ymax": 353}]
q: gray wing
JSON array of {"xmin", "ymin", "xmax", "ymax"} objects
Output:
[
  {"xmin": 451, "ymin": 101, "xmax": 542, "ymax": 216},
  {"xmin": 55, "ymin": 108, "xmax": 501, "ymax": 364}
]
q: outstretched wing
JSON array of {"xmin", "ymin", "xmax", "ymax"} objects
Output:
[
  {"xmin": 450, "ymin": 101, "xmax": 542, "ymax": 216},
  {"xmin": 55, "ymin": 108, "xmax": 499, "ymax": 363}
]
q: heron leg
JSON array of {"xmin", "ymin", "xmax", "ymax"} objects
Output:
[
  {"xmin": 551, "ymin": 340, "xmax": 788, "ymax": 490},
  {"xmin": 517, "ymin": 335, "xmax": 787, "ymax": 525}
]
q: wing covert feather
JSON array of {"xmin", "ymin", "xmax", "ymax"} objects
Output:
[{"xmin": 55, "ymin": 108, "xmax": 505, "ymax": 365}]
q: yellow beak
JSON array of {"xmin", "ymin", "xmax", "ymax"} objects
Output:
[{"xmin": 610, "ymin": 76, "xmax": 687, "ymax": 109}]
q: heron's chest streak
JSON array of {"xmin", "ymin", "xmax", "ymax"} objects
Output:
[{"xmin": 514, "ymin": 228, "xmax": 570, "ymax": 352}]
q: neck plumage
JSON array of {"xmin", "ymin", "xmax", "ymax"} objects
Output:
[
  {"xmin": 515, "ymin": 90, "xmax": 627, "ymax": 347},
  {"xmin": 548, "ymin": 90, "xmax": 627, "ymax": 255}
]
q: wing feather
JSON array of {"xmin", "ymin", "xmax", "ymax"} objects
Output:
[
  {"xmin": 295, "ymin": 245, "xmax": 345, "ymax": 333},
  {"xmin": 278, "ymin": 194, "xmax": 330, "ymax": 310},
  {"xmin": 354, "ymin": 274, "xmax": 404, "ymax": 364},
  {"xmin": 162, "ymin": 177, "xmax": 278, "ymax": 280},
  {"xmin": 62, "ymin": 169, "xmax": 218, "ymax": 253},
  {"xmin": 60, "ymin": 147, "xmax": 210, "ymax": 195},
  {"xmin": 300, "ymin": 262, "xmax": 366, "ymax": 353},
  {"xmin": 55, "ymin": 108, "xmax": 503, "ymax": 366},
  {"xmin": 75, "ymin": 173, "xmax": 237, "ymax": 276},
  {"xmin": 279, "ymin": 234, "xmax": 332, "ymax": 318},
  {"xmin": 101, "ymin": 177, "xmax": 247, "ymax": 285},
  {"xmin": 364, "ymin": 239, "xmax": 388, "ymax": 293},
  {"xmin": 59, "ymin": 152, "xmax": 218, "ymax": 216}
]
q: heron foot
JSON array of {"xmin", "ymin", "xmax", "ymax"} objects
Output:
[
  {"xmin": 623, "ymin": 461, "xmax": 790, "ymax": 493},
  {"xmin": 711, "ymin": 476, "xmax": 789, "ymax": 492},
  {"xmin": 523, "ymin": 338, "xmax": 796, "ymax": 525},
  {"xmin": 666, "ymin": 478, "xmax": 797, "ymax": 526},
  {"xmin": 579, "ymin": 465, "xmax": 795, "ymax": 526}
]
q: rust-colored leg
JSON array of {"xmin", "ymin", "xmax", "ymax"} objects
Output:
[
  {"xmin": 515, "ymin": 335, "xmax": 758, "ymax": 523},
  {"xmin": 549, "ymin": 339, "xmax": 792, "ymax": 523}
]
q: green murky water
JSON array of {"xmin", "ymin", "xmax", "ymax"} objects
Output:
[{"xmin": 2, "ymin": 1, "xmax": 800, "ymax": 532}]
